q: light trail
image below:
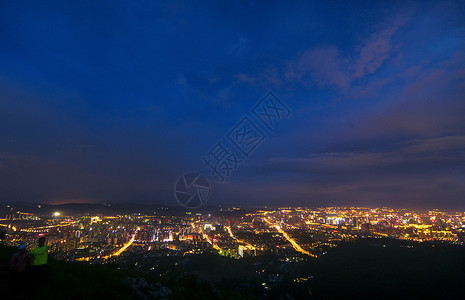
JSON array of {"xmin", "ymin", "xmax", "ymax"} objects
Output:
[
  {"xmin": 275, "ymin": 224, "xmax": 316, "ymax": 257},
  {"xmin": 104, "ymin": 232, "xmax": 136, "ymax": 258},
  {"xmin": 226, "ymin": 226, "xmax": 255, "ymax": 249},
  {"xmin": 77, "ymin": 227, "xmax": 140, "ymax": 261},
  {"xmin": 4, "ymin": 220, "xmax": 79, "ymax": 233},
  {"xmin": 195, "ymin": 223, "xmax": 220, "ymax": 250},
  {"xmin": 264, "ymin": 217, "xmax": 316, "ymax": 258}
]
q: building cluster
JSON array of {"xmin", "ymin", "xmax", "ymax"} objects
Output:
[{"xmin": 1, "ymin": 205, "xmax": 464, "ymax": 262}]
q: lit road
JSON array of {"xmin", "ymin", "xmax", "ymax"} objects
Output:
[
  {"xmin": 194, "ymin": 223, "xmax": 221, "ymax": 250},
  {"xmin": 226, "ymin": 226, "xmax": 255, "ymax": 249},
  {"xmin": 103, "ymin": 229, "xmax": 138, "ymax": 259},
  {"xmin": 264, "ymin": 218, "xmax": 316, "ymax": 258},
  {"xmin": 77, "ymin": 227, "xmax": 140, "ymax": 261}
]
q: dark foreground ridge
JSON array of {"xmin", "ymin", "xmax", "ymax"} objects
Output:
[{"xmin": 1, "ymin": 238, "xmax": 464, "ymax": 299}]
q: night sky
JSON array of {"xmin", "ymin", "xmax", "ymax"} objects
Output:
[{"xmin": 1, "ymin": 1, "xmax": 464, "ymax": 208}]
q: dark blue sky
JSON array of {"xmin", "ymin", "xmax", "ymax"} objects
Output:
[{"xmin": 1, "ymin": 1, "xmax": 464, "ymax": 208}]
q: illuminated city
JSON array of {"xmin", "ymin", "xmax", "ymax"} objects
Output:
[
  {"xmin": 1, "ymin": 0, "xmax": 465, "ymax": 298},
  {"xmin": 2, "ymin": 204, "xmax": 464, "ymax": 262},
  {"xmin": 1, "ymin": 203, "xmax": 465, "ymax": 298}
]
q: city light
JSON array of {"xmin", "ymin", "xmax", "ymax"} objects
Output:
[
  {"xmin": 264, "ymin": 217, "xmax": 317, "ymax": 258},
  {"xmin": 2, "ymin": 206, "xmax": 463, "ymax": 265}
]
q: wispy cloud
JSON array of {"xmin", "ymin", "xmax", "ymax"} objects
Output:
[
  {"xmin": 352, "ymin": 12, "xmax": 410, "ymax": 79},
  {"xmin": 261, "ymin": 135, "xmax": 465, "ymax": 176},
  {"xmin": 285, "ymin": 46, "xmax": 350, "ymax": 90},
  {"xmin": 237, "ymin": 67, "xmax": 281, "ymax": 88},
  {"xmin": 285, "ymin": 12, "xmax": 411, "ymax": 94},
  {"xmin": 402, "ymin": 135, "xmax": 465, "ymax": 154},
  {"xmin": 225, "ymin": 135, "xmax": 465, "ymax": 207},
  {"xmin": 239, "ymin": 10, "xmax": 415, "ymax": 97}
]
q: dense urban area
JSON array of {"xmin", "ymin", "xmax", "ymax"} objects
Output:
[
  {"xmin": 1, "ymin": 203, "xmax": 465, "ymax": 299},
  {"xmin": 2, "ymin": 204, "xmax": 464, "ymax": 262}
]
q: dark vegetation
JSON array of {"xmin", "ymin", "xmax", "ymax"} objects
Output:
[
  {"xmin": 1, "ymin": 238, "xmax": 464, "ymax": 299},
  {"xmin": 310, "ymin": 238, "xmax": 465, "ymax": 298}
]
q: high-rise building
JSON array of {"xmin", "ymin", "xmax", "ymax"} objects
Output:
[{"xmin": 238, "ymin": 245, "xmax": 256, "ymax": 258}]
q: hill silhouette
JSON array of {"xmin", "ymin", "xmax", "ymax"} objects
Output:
[{"xmin": 1, "ymin": 238, "xmax": 465, "ymax": 299}]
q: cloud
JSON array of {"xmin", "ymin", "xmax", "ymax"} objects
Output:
[
  {"xmin": 402, "ymin": 135, "xmax": 465, "ymax": 154},
  {"xmin": 353, "ymin": 12, "xmax": 410, "ymax": 78},
  {"xmin": 219, "ymin": 169, "xmax": 465, "ymax": 208},
  {"xmin": 285, "ymin": 46, "xmax": 350, "ymax": 90},
  {"xmin": 237, "ymin": 67, "xmax": 281, "ymax": 88},
  {"xmin": 238, "ymin": 11, "xmax": 413, "ymax": 97},
  {"xmin": 219, "ymin": 135, "xmax": 465, "ymax": 207},
  {"xmin": 285, "ymin": 15, "xmax": 408, "ymax": 94},
  {"xmin": 260, "ymin": 135, "xmax": 465, "ymax": 175},
  {"xmin": 211, "ymin": 85, "xmax": 234, "ymax": 107}
]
